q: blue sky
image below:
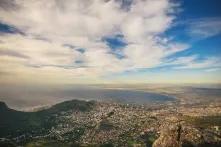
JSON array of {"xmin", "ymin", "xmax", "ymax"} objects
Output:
[
  {"xmin": 103, "ymin": 0, "xmax": 221, "ymax": 83},
  {"xmin": 0, "ymin": 0, "xmax": 220, "ymax": 84},
  {"xmin": 166, "ymin": 0, "xmax": 221, "ymax": 56}
]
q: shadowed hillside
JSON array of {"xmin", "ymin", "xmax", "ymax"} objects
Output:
[{"xmin": 0, "ymin": 100, "xmax": 95, "ymax": 138}]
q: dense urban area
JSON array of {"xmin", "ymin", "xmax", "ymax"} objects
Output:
[{"xmin": 0, "ymin": 93, "xmax": 221, "ymax": 147}]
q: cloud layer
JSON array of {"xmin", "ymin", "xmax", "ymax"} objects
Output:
[{"xmin": 0, "ymin": 0, "xmax": 219, "ymax": 84}]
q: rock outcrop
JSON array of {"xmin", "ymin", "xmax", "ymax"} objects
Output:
[{"xmin": 153, "ymin": 124, "xmax": 182, "ymax": 147}]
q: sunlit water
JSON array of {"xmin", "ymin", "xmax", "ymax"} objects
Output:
[{"xmin": 0, "ymin": 85, "xmax": 175, "ymax": 110}]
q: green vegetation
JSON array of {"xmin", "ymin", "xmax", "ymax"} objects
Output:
[
  {"xmin": 100, "ymin": 143, "xmax": 114, "ymax": 147},
  {"xmin": 145, "ymin": 133, "xmax": 158, "ymax": 147},
  {"xmin": 0, "ymin": 100, "xmax": 95, "ymax": 139},
  {"xmin": 24, "ymin": 139, "xmax": 72, "ymax": 147},
  {"xmin": 127, "ymin": 139, "xmax": 145, "ymax": 147},
  {"xmin": 24, "ymin": 139, "xmax": 115, "ymax": 147},
  {"xmin": 127, "ymin": 139, "xmax": 137, "ymax": 147},
  {"xmin": 140, "ymin": 131, "xmax": 158, "ymax": 147}
]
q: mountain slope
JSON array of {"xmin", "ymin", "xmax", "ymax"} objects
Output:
[{"xmin": 0, "ymin": 100, "xmax": 95, "ymax": 138}]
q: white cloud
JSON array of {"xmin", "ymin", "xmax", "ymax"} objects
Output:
[
  {"xmin": 166, "ymin": 55, "xmax": 221, "ymax": 70},
  {"xmin": 187, "ymin": 17, "xmax": 221, "ymax": 39},
  {"xmin": 205, "ymin": 68, "xmax": 221, "ymax": 72},
  {"xmin": 0, "ymin": 0, "xmax": 194, "ymax": 84}
]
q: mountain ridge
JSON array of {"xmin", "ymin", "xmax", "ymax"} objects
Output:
[{"xmin": 0, "ymin": 99, "xmax": 95, "ymax": 139}]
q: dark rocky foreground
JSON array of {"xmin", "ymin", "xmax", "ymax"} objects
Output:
[{"xmin": 0, "ymin": 100, "xmax": 221, "ymax": 147}]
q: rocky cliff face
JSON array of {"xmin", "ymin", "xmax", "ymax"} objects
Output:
[
  {"xmin": 153, "ymin": 122, "xmax": 220, "ymax": 147},
  {"xmin": 153, "ymin": 124, "xmax": 181, "ymax": 147}
]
